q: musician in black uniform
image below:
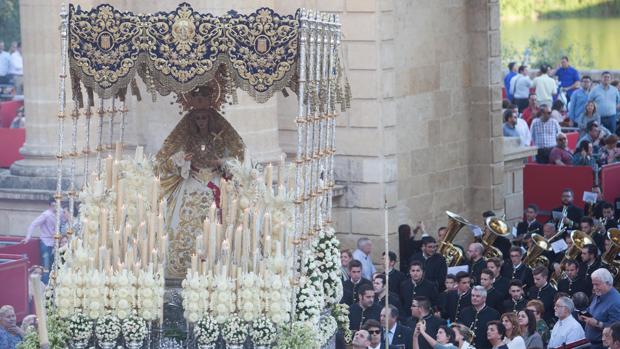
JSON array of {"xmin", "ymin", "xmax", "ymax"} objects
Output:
[
  {"xmin": 501, "ymin": 246, "xmax": 534, "ymax": 292},
  {"xmin": 502, "ymin": 280, "xmax": 528, "ymax": 314},
  {"xmin": 405, "ymin": 296, "xmax": 445, "ymax": 349},
  {"xmin": 440, "ymin": 271, "xmax": 472, "ymax": 323},
  {"xmin": 409, "ymin": 236, "xmax": 448, "ymax": 291},
  {"xmin": 373, "ymin": 274, "xmax": 403, "ymax": 314},
  {"xmin": 583, "ymin": 184, "xmax": 606, "ymax": 219},
  {"xmin": 551, "ymin": 188, "xmax": 584, "ymax": 231},
  {"xmin": 480, "ymin": 269, "xmax": 503, "ymax": 312},
  {"xmin": 383, "ymin": 251, "xmax": 406, "ymax": 296},
  {"xmin": 349, "ymin": 284, "xmax": 381, "ymax": 331},
  {"xmin": 602, "ymin": 203, "xmax": 619, "ymax": 230},
  {"xmin": 486, "ymin": 257, "xmax": 509, "ymax": 299},
  {"xmin": 527, "ymin": 266, "xmax": 557, "ymax": 323},
  {"xmin": 581, "ymin": 216, "xmax": 606, "ymax": 252},
  {"xmin": 557, "ymin": 259, "xmax": 589, "ymax": 297},
  {"xmin": 342, "ymin": 259, "xmax": 372, "ymax": 305},
  {"xmin": 467, "ymin": 242, "xmax": 486, "ymax": 285},
  {"xmin": 399, "ymin": 260, "xmax": 439, "ymax": 316},
  {"xmin": 516, "ymin": 204, "xmax": 543, "ymax": 237},
  {"xmin": 460, "ymin": 286, "xmax": 500, "ymax": 349}
]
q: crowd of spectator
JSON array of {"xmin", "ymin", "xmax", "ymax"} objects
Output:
[
  {"xmin": 342, "ymin": 187, "xmax": 620, "ymax": 349},
  {"xmin": 0, "ymin": 40, "xmax": 23, "ymax": 95}
]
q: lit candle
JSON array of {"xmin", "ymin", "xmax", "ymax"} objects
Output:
[
  {"xmin": 191, "ymin": 254, "xmax": 198, "ymax": 273},
  {"xmin": 159, "ymin": 235, "xmax": 167, "ymax": 264},
  {"xmin": 278, "ymin": 154, "xmax": 285, "ymax": 188},
  {"xmin": 89, "ymin": 172, "xmax": 98, "ymax": 188},
  {"xmin": 112, "ymin": 160, "xmax": 119, "ymax": 191},
  {"xmin": 126, "ymin": 247, "xmax": 134, "ymax": 269},
  {"xmin": 264, "ymin": 235, "xmax": 272, "ymax": 257},
  {"xmin": 149, "ymin": 214, "xmax": 156, "ymax": 253},
  {"xmin": 99, "ymin": 246, "xmax": 108, "ymax": 271},
  {"xmin": 208, "ymin": 222, "xmax": 216, "ymax": 268},
  {"xmin": 221, "ymin": 240, "xmax": 230, "ymax": 269},
  {"xmin": 287, "ymin": 163, "xmax": 296, "ymax": 195},
  {"xmin": 139, "ymin": 223, "xmax": 147, "ymax": 264}
]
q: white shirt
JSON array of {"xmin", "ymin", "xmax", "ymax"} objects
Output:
[
  {"xmin": 353, "ymin": 249, "xmax": 376, "ymax": 280},
  {"xmin": 369, "ymin": 344, "xmax": 381, "ymax": 349},
  {"xmin": 9, "ymin": 51, "xmax": 22, "ymax": 75},
  {"xmin": 386, "ymin": 323, "xmax": 397, "ymax": 344},
  {"xmin": 548, "ymin": 314, "xmax": 586, "ymax": 348},
  {"xmin": 532, "ymin": 74, "xmax": 557, "ymax": 106},
  {"xmin": 515, "ymin": 117, "xmax": 532, "ymax": 146},
  {"xmin": 0, "ymin": 51, "xmax": 10, "ymax": 76},
  {"xmin": 505, "ymin": 335, "xmax": 526, "ymax": 349},
  {"xmin": 510, "ymin": 74, "xmax": 533, "ymax": 99}
]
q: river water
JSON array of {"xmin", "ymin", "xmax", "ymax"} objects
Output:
[{"xmin": 502, "ymin": 17, "xmax": 620, "ymax": 70}]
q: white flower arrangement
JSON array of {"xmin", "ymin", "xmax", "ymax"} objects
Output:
[
  {"xmin": 182, "ymin": 271, "xmax": 211, "ymax": 323},
  {"xmin": 317, "ymin": 315, "xmax": 338, "ymax": 346},
  {"xmin": 67, "ymin": 312, "xmax": 93, "ymax": 342},
  {"xmin": 313, "ymin": 226, "xmax": 343, "ymax": 308},
  {"xmin": 194, "ymin": 314, "xmax": 220, "ymax": 345},
  {"xmin": 55, "ymin": 267, "xmax": 78, "ymax": 318},
  {"xmin": 122, "ymin": 314, "xmax": 148, "ymax": 343},
  {"xmin": 110, "ymin": 269, "xmax": 136, "ymax": 320},
  {"xmin": 237, "ymin": 272, "xmax": 262, "ymax": 322},
  {"xmin": 84, "ymin": 270, "xmax": 108, "ymax": 320},
  {"xmin": 221, "ymin": 314, "xmax": 248, "ymax": 345},
  {"xmin": 332, "ymin": 303, "xmax": 353, "ymax": 344},
  {"xmin": 137, "ymin": 268, "xmax": 164, "ymax": 321},
  {"xmin": 295, "ymin": 252, "xmax": 324, "ymax": 325},
  {"xmin": 210, "ymin": 274, "xmax": 236, "ymax": 323},
  {"xmin": 95, "ymin": 314, "xmax": 121, "ymax": 343},
  {"xmin": 249, "ymin": 315, "xmax": 277, "ymax": 346},
  {"xmin": 262, "ymin": 271, "xmax": 291, "ymax": 325}
]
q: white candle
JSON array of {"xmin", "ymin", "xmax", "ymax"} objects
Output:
[
  {"xmin": 30, "ymin": 274, "xmax": 49, "ymax": 347},
  {"xmin": 100, "ymin": 209, "xmax": 108, "ymax": 247},
  {"xmin": 112, "ymin": 230, "xmax": 120, "ymax": 266},
  {"xmin": 229, "ymin": 199, "xmax": 238, "ymax": 228},
  {"xmin": 159, "ymin": 235, "xmax": 167, "ymax": 264},
  {"xmin": 265, "ymin": 163, "xmax": 273, "ymax": 193},
  {"xmin": 220, "ymin": 180, "xmax": 227, "ymax": 224},
  {"xmin": 135, "ymin": 146, "xmax": 143, "ymax": 161},
  {"xmin": 191, "ymin": 254, "xmax": 197, "ymax": 272},
  {"xmin": 264, "ymin": 235, "xmax": 272, "ymax": 257},
  {"xmin": 151, "ymin": 177, "xmax": 160, "ymax": 211},
  {"xmin": 209, "ymin": 203, "xmax": 216, "ymax": 223},
  {"xmin": 209, "ymin": 222, "xmax": 216, "ymax": 269},
  {"xmin": 105, "ymin": 156, "xmax": 113, "ymax": 189},
  {"xmin": 138, "ymin": 196, "xmax": 145, "ymax": 224},
  {"xmin": 115, "ymin": 142, "xmax": 122, "ymax": 162},
  {"xmin": 152, "ymin": 248, "xmax": 158, "ymax": 268},
  {"xmin": 234, "ymin": 225, "xmax": 242, "ymax": 264}
]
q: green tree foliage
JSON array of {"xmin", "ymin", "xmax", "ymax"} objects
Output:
[
  {"xmin": 501, "ymin": 0, "xmax": 620, "ymax": 19},
  {"xmin": 0, "ymin": 0, "xmax": 21, "ymax": 45}
]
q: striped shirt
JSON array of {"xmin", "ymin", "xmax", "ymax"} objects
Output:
[{"xmin": 530, "ymin": 117, "xmax": 561, "ymax": 148}]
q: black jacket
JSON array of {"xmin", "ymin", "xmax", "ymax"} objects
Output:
[
  {"xmin": 551, "ymin": 204, "xmax": 584, "ymax": 230},
  {"xmin": 440, "ymin": 289, "xmax": 471, "ymax": 323},
  {"xmin": 348, "ymin": 302, "xmax": 381, "ymax": 331},
  {"xmin": 516, "ymin": 219, "xmax": 543, "ymax": 237},
  {"xmin": 385, "ymin": 268, "xmax": 407, "ymax": 296},
  {"xmin": 470, "ymin": 257, "xmax": 486, "ymax": 285},
  {"xmin": 341, "ymin": 278, "xmax": 372, "ymax": 305},
  {"xmin": 384, "ymin": 324, "xmax": 413, "ymax": 349},
  {"xmin": 502, "ymin": 297, "xmax": 527, "ymax": 314},
  {"xmin": 399, "ymin": 278, "xmax": 439, "ymax": 315},
  {"xmin": 409, "ymin": 252, "xmax": 448, "ymax": 291},
  {"xmin": 528, "ymin": 283, "xmax": 557, "ymax": 322},
  {"xmin": 404, "ymin": 314, "xmax": 445, "ymax": 349},
  {"xmin": 460, "ymin": 305, "xmax": 500, "ymax": 349},
  {"xmin": 557, "ymin": 276, "xmax": 589, "ymax": 297},
  {"xmin": 501, "ymin": 263, "xmax": 534, "ymax": 291}
]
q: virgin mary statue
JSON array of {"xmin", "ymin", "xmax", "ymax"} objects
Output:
[{"xmin": 156, "ymin": 107, "xmax": 244, "ymax": 278}]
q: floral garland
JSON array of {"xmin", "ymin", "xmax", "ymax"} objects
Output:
[
  {"xmin": 66, "ymin": 313, "xmax": 92, "ymax": 342},
  {"xmin": 95, "ymin": 314, "xmax": 121, "ymax": 343},
  {"xmin": 181, "ymin": 271, "xmax": 210, "ymax": 323},
  {"xmin": 317, "ymin": 315, "xmax": 338, "ymax": 347},
  {"xmin": 262, "ymin": 271, "xmax": 291, "ymax": 325},
  {"xmin": 194, "ymin": 315, "xmax": 220, "ymax": 345},
  {"xmin": 83, "ymin": 270, "xmax": 108, "ymax": 320},
  {"xmin": 122, "ymin": 314, "xmax": 148, "ymax": 343},
  {"xmin": 295, "ymin": 251, "xmax": 324, "ymax": 325},
  {"xmin": 210, "ymin": 274, "xmax": 236, "ymax": 323},
  {"xmin": 110, "ymin": 269, "xmax": 136, "ymax": 320},
  {"xmin": 137, "ymin": 268, "xmax": 164, "ymax": 321},
  {"xmin": 313, "ymin": 226, "xmax": 342, "ymax": 308},
  {"xmin": 332, "ymin": 303, "xmax": 353, "ymax": 344},
  {"xmin": 237, "ymin": 272, "xmax": 262, "ymax": 321},
  {"xmin": 221, "ymin": 314, "xmax": 248, "ymax": 345},
  {"xmin": 250, "ymin": 315, "xmax": 277, "ymax": 346}
]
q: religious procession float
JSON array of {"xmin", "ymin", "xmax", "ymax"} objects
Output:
[{"xmin": 22, "ymin": 3, "xmax": 353, "ymax": 349}]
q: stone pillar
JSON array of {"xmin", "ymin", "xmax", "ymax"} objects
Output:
[{"xmin": 503, "ymin": 137, "xmax": 537, "ymax": 226}]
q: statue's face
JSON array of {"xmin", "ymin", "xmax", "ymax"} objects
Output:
[{"xmin": 193, "ymin": 110, "xmax": 210, "ymax": 131}]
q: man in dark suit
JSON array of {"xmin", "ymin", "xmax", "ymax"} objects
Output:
[
  {"xmin": 467, "ymin": 242, "xmax": 486, "ymax": 285},
  {"xmin": 502, "ymin": 279, "xmax": 527, "ymax": 313},
  {"xmin": 399, "ymin": 260, "xmax": 439, "ymax": 314},
  {"xmin": 486, "ymin": 257, "xmax": 509, "ymax": 300},
  {"xmin": 404, "ymin": 296, "xmax": 444, "ymax": 349},
  {"xmin": 440, "ymin": 271, "xmax": 471, "ymax": 323},
  {"xmin": 342, "ymin": 259, "xmax": 373, "ymax": 305},
  {"xmin": 349, "ymin": 284, "xmax": 381, "ymax": 331},
  {"xmin": 380, "ymin": 305, "xmax": 413, "ymax": 349},
  {"xmin": 516, "ymin": 204, "xmax": 543, "ymax": 237},
  {"xmin": 460, "ymin": 286, "xmax": 500, "ymax": 349},
  {"xmin": 409, "ymin": 236, "xmax": 448, "ymax": 291},
  {"xmin": 501, "ymin": 246, "xmax": 534, "ymax": 291},
  {"xmin": 527, "ymin": 266, "xmax": 557, "ymax": 323},
  {"xmin": 557, "ymin": 258, "xmax": 589, "ymax": 297},
  {"xmin": 551, "ymin": 188, "xmax": 584, "ymax": 231},
  {"xmin": 383, "ymin": 250, "xmax": 406, "ymax": 296}
]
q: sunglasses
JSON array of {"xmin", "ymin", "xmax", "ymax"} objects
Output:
[{"xmin": 369, "ymin": 330, "xmax": 382, "ymax": 335}]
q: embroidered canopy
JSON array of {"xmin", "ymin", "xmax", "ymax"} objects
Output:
[{"xmin": 68, "ymin": 3, "xmax": 349, "ymax": 106}]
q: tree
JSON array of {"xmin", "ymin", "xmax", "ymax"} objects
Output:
[{"xmin": 0, "ymin": 0, "xmax": 21, "ymax": 46}]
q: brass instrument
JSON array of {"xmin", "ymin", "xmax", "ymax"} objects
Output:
[
  {"xmin": 439, "ymin": 211, "xmax": 471, "ymax": 267},
  {"xmin": 524, "ymin": 234, "xmax": 551, "ymax": 269},
  {"xmin": 482, "ymin": 217, "xmax": 511, "ymax": 259},
  {"xmin": 602, "ymin": 229, "xmax": 620, "ymax": 286},
  {"xmin": 551, "ymin": 230, "xmax": 594, "ymax": 285},
  {"xmin": 557, "ymin": 205, "xmax": 568, "ymax": 235}
]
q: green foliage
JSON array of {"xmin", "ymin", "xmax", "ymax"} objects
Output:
[
  {"xmin": 501, "ymin": 26, "xmax": 595, "ymax": 70},
  {"xmin": 17, "ymin": 313, "xmax": 69, "ymax": 349},
  {"xmin": 501, "ymin": 0, "xmax": 620, "ymax": 19},
  {"xmin": 0, "ymin": 0, "xmax": 21, "ymax": 45}
]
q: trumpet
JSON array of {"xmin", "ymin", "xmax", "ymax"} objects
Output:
[
  {"xmin": 439, "ymin": 211, "xmax": 471, "ymax": 266},
  {"xmin": 556, "ymin": 205, "xmax": 568, "ymax": 235}
]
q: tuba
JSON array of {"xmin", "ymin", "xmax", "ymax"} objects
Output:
[
  {"xmin": 482, "ymin": 217, "xmax": 511, "ymax": 259},
  {"xmin": 524, "ymin": 234, "xmax": 550, "ymax": 269},
  {"xmin": 439, "ymin": 211, "xmax": 471, "ymax": 267},
  {"xmin": 602, "ymin": 229, "xmax": 620, "ymax": 286},
  {"xmin": 551, "ymin": 230, "xmax": 594, "ymax": 285}
]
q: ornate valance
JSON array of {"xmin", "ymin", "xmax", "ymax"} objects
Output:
[{"xmin": 69, "ymin": 3, "xmax": 301, "ymax": 103}]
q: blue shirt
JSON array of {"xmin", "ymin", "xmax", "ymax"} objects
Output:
[
  {"xmin": 0, "ymin": 51, "xmax": 10, "ymax": 76},
  {"xmin": 589, "ymin": 84, "xmax": 620, "ymax": 117},
  {"xmin": 568, "ymin": 88, "xmax": 589, "ymax": 122},
  {"xmin": 503, "ymin": 123, "xmax": 519, "ymax": 137},
  {"xmin": 555, "ymin": 66, "xmax": 580, "ymax": 97},
  {"xmin": 586, "ymin": 287, "xmax": 620, "ymax": 346},
  {"xmin": 0, "ymin": 327, "xmax": 22, "ymax": 349},
  {"xmin": 504, "ymin": 71, "xmax": 517, "ymax": 101}
]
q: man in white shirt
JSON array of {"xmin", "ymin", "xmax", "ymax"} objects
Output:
[
  {"xmin": 8, "ymin": 42, "xmax": 23, "ymax": 94},
  {"xmin": 353, "ymin": 237, "xmax": 377, "ymax": 280},
  {"xmin": 510, "ymin": 65, "xmax": 533, "ymax": 113},
  {"xmin": 548, "ymin": 296, "xmax": 586, "ymax": 348},
  {"xmin": 0, "ymin": 42, "xmax": 11, "ymax": 84},
  {"xmin": 532, "ymin": 65, "xmax": 558, "ymax": 107}
]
